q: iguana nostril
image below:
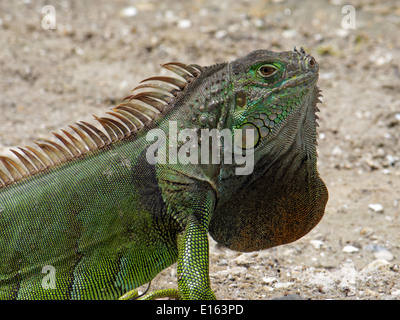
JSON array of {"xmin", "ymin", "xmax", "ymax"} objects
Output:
[{"xmin": 306, "ymin": 56, "xmax": 317, "ymax": 69}]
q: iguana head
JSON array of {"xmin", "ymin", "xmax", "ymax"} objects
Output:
[
  {"xmin": 210, "ymin": 48, "xmax": 328, "ymax": 252},
  {"xmin": 229, "ymin": 48, "xmax": 319, "ymax": 151}
]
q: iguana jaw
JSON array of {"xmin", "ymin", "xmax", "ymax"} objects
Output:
[{"xmin": 255, "ymin": 81, "xmax": 321, "ymax": 165}]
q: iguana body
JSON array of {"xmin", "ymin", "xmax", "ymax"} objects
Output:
[{"xmin": 0, "ymin": 49, "xmax": 328, "ymax": 299}]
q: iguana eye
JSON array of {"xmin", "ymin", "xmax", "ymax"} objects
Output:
[{"xmin": 257, "ymin": 65, "xmax": 278, "ymax": 78}]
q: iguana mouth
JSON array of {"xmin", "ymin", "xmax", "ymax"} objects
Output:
[{"xmin": 288, "ymin": 70, "xmax": 318, "ymax": 85}]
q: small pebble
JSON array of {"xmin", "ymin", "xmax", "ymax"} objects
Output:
[
  {"xmin": 364, "ymin": 244, "xmax": 386, "ymax": 252},
  {"xmin": 310, "ymin": 239, "xmax": 324, "ymax": 249},
  {"xmin": 359, "ymin": 227, "xmax": 374, "ymax": 237},
  {"xmin": 361, "ymin": 259, "xmax": 389, "ymax": 273},
  {"xmin": 234, "ymin": 253, "xmax": 252, "ymax": 266},
  {"xmin": 374, "ymin": 250, "xmax": 394, "ymax": 261},
  {"xmin": 368, "ymin": 203, "xmax": 384, "ymax": 213},
  {"xmin": 331, "ymin": 146, "xmax": 343, "ymax": 156},
  {"xmin": 274, "ymin": 282, "xmax": 294, "ymax": 289},
  {"xmin": 386, "ymin": 154, "xmax": 395, "ymax": 166},
  {"xmin": 343, "ymin": 245, "xmax": 359, "ymax": 253},
  {"xmin": 120, "ymin": 7, "xmax": 137, "ymax": 17},
  {"xmin": 262, "ymin": 277, "xmax": 277, "ymax": 284},
  {"xmin": 215, "ymin": 30, "xmax": 227, "ymax": 39},
  {"xmin": 177, "ymin": 19, "xmax": 192, "ymax": 29},
  {"xmin": 282, "ymin": 29, "xmax": 297, "ymax": 38},
  {"xmin": 391, "ymin": 289, "xmax": 400, "ymax": 296}
]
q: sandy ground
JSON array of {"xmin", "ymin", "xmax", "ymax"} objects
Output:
[{"xmin": 0, "ymin": 0, "xmax": 399, "ymax": 300}]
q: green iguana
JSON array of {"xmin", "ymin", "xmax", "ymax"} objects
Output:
[{"xmin": 0, "ymin": 48, "xmax": 328, "ymax": 300}]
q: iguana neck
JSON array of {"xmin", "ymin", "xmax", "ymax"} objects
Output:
[
  {"xmin": 170, "ymin": 62, "xmax": 232, "ymax": 132},
  {"xmin": 210, "ymin": 86, "xmax": 327, "ymax": 251},
  {"xmin": 217, "ymin": 85, "xmax": 320, "ymax": 203}
]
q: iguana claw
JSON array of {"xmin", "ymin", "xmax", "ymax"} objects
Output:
[{"xmin": 119, "ymin": 288, "xmax": 179, "ymax": 300}]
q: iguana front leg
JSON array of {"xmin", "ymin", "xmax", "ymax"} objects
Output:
[
  {"xmin": 119, "ymin": 214, "xmax": 215, "ymax": 300},
  {"xmin": 177, "ymin": 214, "xmax": 215, "ymax": 300},
  {"xmin": 156, "ymin": 168, "xmax": 217, "ymax": 299},
  {"xmin": 119, "ymin": 215, "xmax": 215, "ymax": 300},
  {"xmin": 119, "ymin": 183, "xmax": 217, "ymax": 300}
]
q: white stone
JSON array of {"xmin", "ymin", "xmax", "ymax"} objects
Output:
[
  {"xmin": 177, "ymin": 19, "xmax": 192, "ymax": 29},
  {"xmin": 374, "ymin": 250, "xmax": 394, "ymax": 261},
  {"xmin": 262, "ymin": 277, "xmax": 277, "ymax": 284},
  {"xmin": 391, "ymin": 289, "xmax": 400, "ymax": 296},
  {"xmin": 120, "ymin": 7, "xmax": 137, "ymax": 17},
  {"xmin": 274, "ymin": 282, "xmax": 294, "ymax": 289},
  {"xmin": 361, "ymin": 259, "xmax": 389, "ymax": 273},
  {"xmin": 368, "ymin": 203, "xmax": 384, "ymax": 213},
  {"xmin": 342, "ymin": 245, "xmax": 359, "ymax": 253},
  {"xmin": 331, "ymin": 146, "xmax": 343, "ymax": 156},
  {"xmin": 310, "ymin": 239, "xmax": 324, "ymax": 249}
]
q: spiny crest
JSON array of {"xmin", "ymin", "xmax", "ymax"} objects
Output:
[{"xmin": 0, "ymin": 62, "xmax": 204, "ymax": 188}]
